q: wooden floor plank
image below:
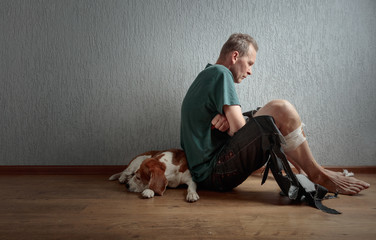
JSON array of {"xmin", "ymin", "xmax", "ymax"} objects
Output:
[
  {"xmin": 0, "ymin": 174, "xmax": 375, "ymax": 240},
  {"xmin": 1, "ymin": 165, "xmax": 375, "ymax": 175}
]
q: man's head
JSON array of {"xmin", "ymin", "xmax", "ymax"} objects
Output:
[{"xmin": 217, "ymin": 33, "xmax": 258, "ymax": 83}]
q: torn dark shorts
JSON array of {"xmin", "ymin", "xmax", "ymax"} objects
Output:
[{"xmin": 198, "ymin": 110, "xmax": 281, "ymax": 192}]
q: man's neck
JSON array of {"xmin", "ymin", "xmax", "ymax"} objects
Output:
[{"xmin": 215, "ymin": 59, "xmax": 231, "ymax": 69}]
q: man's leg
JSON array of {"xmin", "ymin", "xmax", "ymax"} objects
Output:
[{"xmin": 254, "ymin": 99, "xmax": 370, "ymax": 195}]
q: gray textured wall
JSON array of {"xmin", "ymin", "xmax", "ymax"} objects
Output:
[{"xmin": 1, "ymin": 0, "xmax": 375, "ymax": 166}]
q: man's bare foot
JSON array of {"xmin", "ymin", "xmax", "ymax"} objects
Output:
[{"xmin": 313, "ymin": 169, "xmax": 370, "ymax": 195}]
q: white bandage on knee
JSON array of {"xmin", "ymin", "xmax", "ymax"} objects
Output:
[{"xmin": 282, "ymin": 123, "xmax": 306, "ymax": 152}]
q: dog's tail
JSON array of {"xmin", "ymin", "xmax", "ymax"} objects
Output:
[{"xmin": 108, "ymin": 172, "xmax": 122, "ymax": 181}]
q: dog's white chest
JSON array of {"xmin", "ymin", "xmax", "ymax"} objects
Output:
[{"xmin": 159, "ymin": 152, "xmax": 182, "ymax": 187}]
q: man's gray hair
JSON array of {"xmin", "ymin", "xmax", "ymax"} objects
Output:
[{"xmin": 219, "ymin": 33, "xmax": 258, "ymax": 59}]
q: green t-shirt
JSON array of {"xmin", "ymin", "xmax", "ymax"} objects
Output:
[{"xmin": 180, "ymin": 64, "xmax": 240, "ymax": 182}]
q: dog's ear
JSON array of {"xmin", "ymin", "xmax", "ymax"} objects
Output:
[{"xmin": 148, "ymin": 166, "xmax": 168, "ymax": 196}]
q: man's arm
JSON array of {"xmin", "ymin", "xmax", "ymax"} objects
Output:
[
  {"xmin": 223, "ymin": 105, "xmax": 246, "ymax": 136},
  {"xmin": 211, "ymin": 105, "xmax": 246, "ymax": 136}
]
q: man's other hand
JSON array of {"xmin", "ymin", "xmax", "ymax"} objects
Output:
[{"xmin": 211, "ymin": 114, "xmax": 230, "ymax": 132}]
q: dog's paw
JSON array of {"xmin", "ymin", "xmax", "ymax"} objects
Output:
[
  {"xmin": 186, "ymin": 192, "xmax": 200, "ymax": 202},
  {"xmin": 141, "ymin": 189, "xmax": 155, "ymax": 199},
  {"xmin": 118, "ymin": 175, "xmax": 127, "ymax": 183},
  {"xmin": 109, "ymin": 173, "xmax": 121, "ymax": 181}
]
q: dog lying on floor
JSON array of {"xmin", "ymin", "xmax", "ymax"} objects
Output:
[{"xmin": 109, "ymin": 149, "xmax": 199, "ymax": 202}]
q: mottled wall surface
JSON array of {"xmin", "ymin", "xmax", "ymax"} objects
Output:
[{"xmin": 1, "ymin": 0, "xmax": 375, "ymax": 165}]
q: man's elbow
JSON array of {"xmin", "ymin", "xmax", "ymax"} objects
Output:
[
  {"xmin": 227, "ymin": 124, "xmax": 242, "ymax": 137},
  {"xmin": 227, "ymin": 130, "xmax": 235, "ymax": 137}
]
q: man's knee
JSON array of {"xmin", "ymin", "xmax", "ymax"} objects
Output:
[
  {"xmin": 264, "ymin": 99, "xmax": 297, "ymax": 119},
  {"xmin": 267, "ymin": 99, "xmax": 293, "ymax": 112},
  {"xmin": 260, "ymin": 99, "xmax": 301, "ymax": 134}
]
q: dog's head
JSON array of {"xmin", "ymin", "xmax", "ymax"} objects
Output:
[{"xmin": 126, "ymin": 158, "xmax": 168, "ymax": 196}]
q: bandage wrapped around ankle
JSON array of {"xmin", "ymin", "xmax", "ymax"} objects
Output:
[{"xmin": 282, "ymin": 123, "xmax": 306, "ymax": 152}]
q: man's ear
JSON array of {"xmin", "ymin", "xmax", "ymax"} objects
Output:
[
  {"xmin": 231, "ymin": 51, "xmax": 239, "ymax": 64},
  {"xmin": 148, "ymin": 168, "xmax": 168, "ymax": 196}
]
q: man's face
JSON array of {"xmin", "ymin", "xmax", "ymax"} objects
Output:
[{"xmin": 229, "ymin": 44, "xmax": 257, "ymax": 84}]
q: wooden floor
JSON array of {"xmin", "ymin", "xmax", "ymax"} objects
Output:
[{"xmin": 0, "ymin": 173, "xmax": 375, "ymax": 240}]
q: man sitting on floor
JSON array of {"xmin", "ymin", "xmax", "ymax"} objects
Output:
[{"xmin": 180, "ymin": 33, "xmax": 370, "ymax": 195}]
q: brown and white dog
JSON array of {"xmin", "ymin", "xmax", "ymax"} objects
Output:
[{"xmin": 109, "ymin": 149, "xmax": 199, "ymax": 202}]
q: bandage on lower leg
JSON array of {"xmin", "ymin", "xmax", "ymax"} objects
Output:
[{"xmin": 282, "ymin": 123, "xmax": 306, "ymax": 152}]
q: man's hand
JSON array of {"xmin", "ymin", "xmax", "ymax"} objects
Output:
[{"xmin": 211, "ymin": 114, "xmax": 230, "ymax": 132}]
